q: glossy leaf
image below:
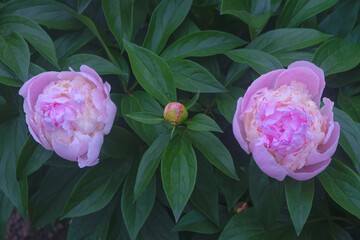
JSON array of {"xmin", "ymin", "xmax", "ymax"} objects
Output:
[
  {"xmin": 134, "ymin": 134, "xmax": 170, "ymax": 200},
  {"xmin": 167, "ymin": 59, "xmax": 227, "ymax": 93},
  {"xmin": 127, "ymin": 112, "xmax": 164, "ymax": 124},
  {"xmin": 161, "ymin": 133, "xmax": 197, "ymax": 221},
  {"xmin": 161, "ymin": 30, "xmax": 247, "ymax": 60},
  {"xmin": 186, "ymin": 114, "xmax": 222, "ymax": 132},
  {"xmin": 318, "ymin": 159, "xmax": 360, "ymax": 219},
  {"xmin": 0, "ymin": 117, "xmax": 28, "ymax": 218},
  {"xmin": 273, "ymin": 51, "xmax": 313, "ymax": 66},
  {"xmin": 0, "ymin": 14, "xmax": 59, "ymax": 69},
  {"xmin": 0, "ymin": 32, "xmax": 29, "ymax": 81},
  {"xmin": 226, "ymin": 48, "xmax": 283, "ymax": 74},
  {"xmin": 216, "ymin": 87, "xmax": 246, "ymax": 123},
  {"xmin": 277, "ymin": 0, "xmax": 339, "ymax": 28},
  {"xmin": 62, "ymin": 159, "xmax": 131, "ymax": 218},
  {"xmin": 174, "ymin": 209, "xmax": 220, "ymax": 234},
  {"xmin": 16, "ymin": 136, "xmax": 53, "ymax": 180},
  {"xmin": 143, "ymin": 0, "xmax": 192, "ymax": 54},
  {"xmin": 102, "ymin": 0, "xmax": 133, "ymax": 51},
  {"xmin": 285, "ymin": 178, "xmax": 314, "ymax": 235},
  {"xmin": 187, "ymin": 131, "xmax": 238, "ymax": 180},
  {"xmin": 312, "ymin": 38, "xmax": 360, "ymax": 76},
  {"xmin": 124, "ymin": 41, "xmax": 177, "ymax": 105},
  {"xmin": 60, "ymin": 54, "xmax": 124, "ymax": 75},
  {"xmin": 0, "ymin": 62, "xmax": 22, "ymax": 87}
]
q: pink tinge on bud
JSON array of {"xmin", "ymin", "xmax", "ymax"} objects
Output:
[
  {"xmin": 235, "ymin": 202, "xmax": 248, "ymax": 213},
  {"xmin": 163, "ymin": 102, "xmax": 188, "ymax": 125}
]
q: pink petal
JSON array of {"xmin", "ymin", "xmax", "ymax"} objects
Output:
[
  {"xmin": 233, "ymin": 97, "xmax": 250, "ymax": 154},
  {"xmin": 274, "ymin": 68, "xmax": 321, "ymax": 106},
  {"xmin": 52, "ymin": 137, "xmax": 82, "ymax": 162},
  {"xmin": 77, "ymin": 131, "xmax": 103, "ymax": 168},
  {"xmin": 288, "ymin": 61, "xmax": 325, "ymax": 105},
  {"xmin": 287, "ymin": 158, "xmax": 331, "ymax": 181},
  {"xmin": 320, "ymin": 98, "xmax": 335, "ymax": 145},
  {"xmin": 242, "ymin": 69, "xmax": 285, "ymax": 113},
  {"xmin": 79, "ymin": 65, "xmax": 104, "ymax": 90},
  {"xmin": 103, "ymin": 97, "xmax": 117, "ymax": 134},
  {"xmin": 249, "ymin": 139, "xmax": 288, "ymax": 181}
]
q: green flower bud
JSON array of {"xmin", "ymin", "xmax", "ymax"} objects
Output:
[{"xmin": 163, "ymin": 102, "xmax": 188, "ymax": 125}]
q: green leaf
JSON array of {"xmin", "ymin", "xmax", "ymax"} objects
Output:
[
  {"xmin": 226, "ymin": 48, "xmax": 283, "ymax": 75},
  {"xmin": 16, "ymin": 136, "xmax": 53, "ymax": 180},
  {"xmin": 216, "ymin": 87, "xmax": 245, "ymax": 123},
  {"xmin": 121, "ymin": 91, "xmax": 166, "ymax": 144},
  {"xmin": 247, "ymin": 28, "xmax": 331, "ymax": 54},
  {"xmin": 249, "ymin": 160, "xmax": 283, "ymax": 231},
  {"xmin": 276, "ymin": 0, "xmax": 339, "ymax": 28},
  {"xmin": 187, "ymin": 131, "xmax": 238, "ymax": 180},
  {"xmin": 60, "ymin": 54, "xmax": 124, "ymax": 75},
  {"xmin": 0, "ymin": 14, "xmax": 59, "ymax": 69},
  {"xmin": 127, "ymin": 112, "xmax": 164, "ymax": 124},
  {"xmin": 333, "ymin": 107, "xmax": 360, "ymax": 173},
  {"xmin": 29, "ymin": 167, "xmax": 85, "ymax": 227},
  {"xmin": 0, "ymin": 0, "xmax": 82, "ymax": 30},
  {"xmin": 285, "ymin": 178, "xmax": 314, "ymax": 236},
  {"xmin": 143, "ymin": 0, "xmax": 193, "ymax": 54},
  {"xmin": 186, "ymin": 114, "xmax": 222, "ymax": 132},
  {"xmin": 273, "ymin": 51, "xmax": 313, "ymax": 66},
  {"xmin": 102, "ymin": 126, "xmax": 143, "ymax": 160},
  {"xmin": 0, "ymin": 62, "xmax": 22, "ymax": 87},
  {"xmin": 54, "ymin": 29, "xmax": 94, "ymax": 60},
  {"xmin": 122, "ymin": 162, "xmax": 156, "ymax": 240},
  {"xmin": 190, "ymin": 153, "xmax": 219, "ymax": 225},
  {"xmin": 338, "ymin": 89, "xmax": 360, "ymax": 122},
  {"xmin": 161, "ymin": 30, "xmax": 247, "ymax": 60},
  {"xmin": 0, "ymin": 190, "xmax": 13, "ymax": 240},
  {"xmin": 102, "ymin": 0, "xmax": 133, "ymax": 51},
  {"xmin": 161, "ymin": 133, "xmax": 197, "ymax": 221},
  {"xmin": 62, "ymin": 159, "xmax": 131, "ymax": 218},
  {"xmin": 172, "ymin": 17, "xmax": 200, "ymax": 40},
  {"xmin": 67, "ymin": 192, "xmax": 121, "ymax": 240},
  {"xmin": 77, "ymin": 0, "xmax": 92, "ymax": 13},
  {"xmin": 134, "ymin": 134, "xmax": 170, "ymax": 200},
  {"xmin": 312, "ymin": 38, "xmax": 360, "ymax": 76},
  {"xmin": 124, "ymin": 41, "xmax": 177, "ymax": 105},
  {"xmin": 0, "ymin": 32, "xmax": 29, "ymax": 81},
  {"xmin": 185, "ymin": 91, "xmax": 200, "ymax": 110},
  {"xmin": 173, "ymin": 209, "xmax": 220, "ymax": 234},
  {"xmin": 167, "ymin": 59, "xmax": 227, "ymax": 93},
  {"xmin": 318, "ymin": 159, "xmax": 360, "ymax": 219},
  {"xmin": 0, "ymin": 117, "xmax": 28, "ymax": 218}
]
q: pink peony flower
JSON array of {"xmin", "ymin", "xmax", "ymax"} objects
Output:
[
  {"xmin": 233, "ymin": 61, "xmax": 340, "ymax": 181},
  {"xmin": 19, "ymin": 65, "xmax": 117, "ymax": 168}
]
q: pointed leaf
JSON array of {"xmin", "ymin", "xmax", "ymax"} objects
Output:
[
  {"xmin": 186, "ymin": 114, "xmax": 222, "ymax": 132},
  {"xmin": 127, "ymin": 112, "xmax": 164, "ymax": 124}
]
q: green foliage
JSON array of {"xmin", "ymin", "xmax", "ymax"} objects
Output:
[{"xmin": 1, "ymin": 0, "xmax": 360, "ymax": 239}]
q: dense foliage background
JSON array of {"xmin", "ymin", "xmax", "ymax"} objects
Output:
[{"xmin": 1, "ymin": 0, "xmax": 360, "ymax": 239}]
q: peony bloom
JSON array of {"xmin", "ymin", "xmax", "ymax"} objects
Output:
[
  {"xmin": 233, "ymin": 61, "xmax": 340, "ymax": 181},
  {"xmin": 19, "ymin": 65, "xmax": 117, "ymax": 168}
]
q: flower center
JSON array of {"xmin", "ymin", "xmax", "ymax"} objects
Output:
[{"xmin": 242, "ymin": 82, "xmax": 327, "ymax": 171}]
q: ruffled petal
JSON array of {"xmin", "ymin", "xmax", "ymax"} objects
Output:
[
  {"xmin": 52, "ymin": 137, "xmax": 82, "ymax": 162},
  {"xmin": 250, "ymin": 139, "xmax": 288, "ymax": 181},
  {"xmin": 320, "ymin": 98, "xmax": 335, "ymax": 145},
  {"xmin": 287, "ymin": 158, "xmax": 331, "ymax": 181},
  {"xmin": 233, "ymin": 97, "xmax": 250, "ymax": 153},
  {"xmin": 77, "ymin": 131, "xmax": 103, "ymax": 168}
]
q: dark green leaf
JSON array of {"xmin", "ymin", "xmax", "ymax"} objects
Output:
[
  {"xmin": 29, "ymin": 167, "xmax": 84, "ymax": 227},
  {"xmin": 188, "ymin": 131, "xmax": 238, "ymax": 180},
  {"xmin": 216, "ymin": 87, "xmax": 245, "ymax": 123},
  {"xmin": 62, "ymin": 159, "xmax": 131, "ymax": 218},
  {"xmin": 77, "ymin": 0, "xmax": 92, "ymax": 13},
  {"xmin": 186, "ymin": 91, "xmax": 200, "ymax": 110},
  {"xmin": 124, "ymin": 41, "xmax": 176, "ymax": 105},
  {"xmin": 186, "ymin": 114, "xmax": 222, "ymax": 132},
  {"xmin": 0, "ymin": 117, "xmax": 28, "ymax": 218},
  {"xmin": 285, "ymin": 178, "xmax": 314, "ymax": 235},
  {"xmin": 276, "ymin": 0, "xmax": 339, "ymax": 28},
  {"xmin": 312, "ymin": 38, "xmax": 360, "ymax": 76},
  {"xmin": 161, "ymin": 30, "xmax": 247, "ymax": 60},
  {"xmin": 143, "ymin": 0, "xmax": 193, "ymax": 54},
  {"xmin": 226, "ymin": 48, "xmax": 283, "ymax": 74},
  {"xmin": 249, "ymin": 160, "xmax": 283, "ymax": 231},
  {"xmin": 0, "ymin": 190, "xmax": 13, "ymax": 240},
  {"xmin": 122, "ymin": 163, "xmax": 156, "ymax": 240},
  {"xmin": 167, "ymin": 59, "xmax": 227, "ymax": 93},
  {"xmin": 318, "ymin": 159, "xmax": 360, "ymax": 218},
  {"xmin": 273, "ymin": 51, "xmax": 313, "ymax": 66},
  {"xmin": 172, "ymin": 18, "xmax": 200, "ymax": 40},
  {"xmin": 134, "ymin": 134, "xmax": 170, "ymax": 200},
  {"xmin": 337, "ymin": 89, "xmax": 360, "ymax": 122},
  {"xmin": 0, "ymin": 62, "xmax": 21, "ymax": 87},
  {"xmin": 0, "ymin": 14, "xmax": 59, "ymax": 69},
  {"xmin": 127, "ymin": 112, "xmax": 164, "ymax": 124},
  {"xmin": 333, "ymin": 107, "xmax": 360, "ymax": 173},
  {"xmin": 161, "ymin": 133, "xmax": 197, "ymax": 221},
  {"xmin": 0, "ymin": 32, "xmax": 29, "ymax": 81},
  {"xmin": 16, "ymin": 136, "xmax": 53, "ymax": 180},
  {"xmin": 103, "ymin": 0, "xmax": 133, "ymax": 51},
  {"xmin": 174, "ymin": 209, "xmax": 220, "ymax": 234}
]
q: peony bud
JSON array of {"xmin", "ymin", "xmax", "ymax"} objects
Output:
[
  {"xmin": 163, "ymin": 102, "xmax": 188, "ymax": 125},
  {"xmin": 234, "ymin": 202, "xmax": 248, "ymax": 213}
]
